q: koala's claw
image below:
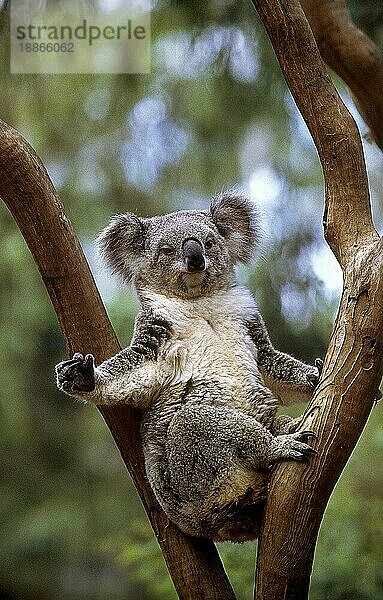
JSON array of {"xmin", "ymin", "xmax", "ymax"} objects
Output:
[
  {"xmin": 152, "ymin": 316, "xmax": 173, "ymax": 334},
  {"xmin": 132, "ymin": 314, "xmax": 173, "ymax": 359},
  {"xmin": 296, "ymin": 430, "xmax": 317, "ymax": 459},
  {"xmin": 56, "ymin": 353, "xmax": 96, "ymax": 394},
  {"xmin": 307, "ymin": 358, "xmax": 323, "ymax": 387},
  {"xmin": 146, "ymin": 323, "xmax": 171, "ymax": 348},
  {"xmin": 297, "ymin": 429, "xmax": 317, "ymax": 440},
  {"xmin": 294, "ymin": 430, "xmax": 318, "ymax": 461},
  {"xmin": 275, "ymin": 430, "xmax": 317, "ymax": 463},
  {"xmin": 148, "ymin": 317, "xmax": 172, "ymax": 342}
]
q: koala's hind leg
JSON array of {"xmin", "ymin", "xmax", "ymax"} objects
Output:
[
  {"xmin": 249, "ymin": 385, "xmax": 306, "ymax": 436},
  {"xmin": 164, "ymin": 403, "xmax": 315, "ymax": 540},
  {"xmin": 248, "ymin": 384, "xmax": 279, "ymax": 431}
]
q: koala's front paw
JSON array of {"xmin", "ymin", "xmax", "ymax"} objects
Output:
[
  {"xmin": 131, "ymin": 313, "xmax": 173, "ymax": 360},
  {"xmin": 145, "ymin": 316, "xmax": 173, "ymax": 350},
  {"xmin": 306, "ymin": 358, "xmax": 323, "ymax": 387},
  {"xmin": 56, "ymin": 353, "xmax": 95, "ymax": 394}
]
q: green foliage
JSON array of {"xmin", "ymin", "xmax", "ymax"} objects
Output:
[{"xmin": 0, "ymin": 1, "xmax": 382, "ymax": 598}]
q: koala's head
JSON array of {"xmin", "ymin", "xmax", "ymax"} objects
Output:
[{"xmin": 98, "ymin": 192, "xmax": 259, "ymax": 300}]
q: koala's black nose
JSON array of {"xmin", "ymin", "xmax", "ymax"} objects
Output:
[{"xmin": 182, "ymin": 239, "xmax": 206, "ymax": 273}]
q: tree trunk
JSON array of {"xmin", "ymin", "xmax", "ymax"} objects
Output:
[
  {"xmin": 0, "ymin": 119, "xmax": 236, "ymax": 600},
  {"xmin": 250, "ymin": 0, "xmax": 383, "ymax": 597}
]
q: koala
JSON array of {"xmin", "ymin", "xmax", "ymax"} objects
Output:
[{"xmin": 56, "ymin": 192, "xmax": 322, "ymax": 542}]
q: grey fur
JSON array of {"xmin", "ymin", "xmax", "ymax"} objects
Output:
[{"xmin": 56, "ymin": 192, "xmax": 321, "ymax": 542}]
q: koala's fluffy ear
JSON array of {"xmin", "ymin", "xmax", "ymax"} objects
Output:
[
  {"xmin": 210, "ymin": 192, "xmax": 259, "ymax": 264},
  {"xmin": 97, "ymin": 214, "xmax": 146, "ymax": 283}
]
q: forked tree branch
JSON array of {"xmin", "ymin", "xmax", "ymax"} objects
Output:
[
  {"xmin": 251, "ymin": 0, "xmax": 383, "ymax": 598},
  {"xmin": 300, "ymin": 0, "xmax": 383, "ymax": 150},
  {"xmin": 0, "ymin": 119, "xmax": 236, "ymax": 600}
]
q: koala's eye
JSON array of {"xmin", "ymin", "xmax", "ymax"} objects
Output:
[
  {"xmin": 160, "ymin": 245, "xmax": 176, "ymax": 257},
  {"xmin": 205, "ymin": 239, "xmax": 215, "ymax": 250}
]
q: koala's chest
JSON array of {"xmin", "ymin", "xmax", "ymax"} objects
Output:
[
  {"xmin": 185, "ymin": 315, "xmax": 251, "ymax": 359},
  {"xmin": 146, "ymin": 287, "xmax": 261, "ymax": 400},
  {"xmin": 165, "ymin": 313, "xmax": 260, "ymax": 394}
]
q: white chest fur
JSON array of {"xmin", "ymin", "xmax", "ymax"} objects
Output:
[{"xmin": 143, "ymin": 286, "xmax": 260, "ymax": 400}]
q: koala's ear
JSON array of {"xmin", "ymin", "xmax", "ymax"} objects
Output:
[
  {"xmin": 97, "ymin": 214, "xmax": 147, "ymax": 283},
  {"xmin": 210, "ymin": 192, "xmax": 259, "ymax": 264}
]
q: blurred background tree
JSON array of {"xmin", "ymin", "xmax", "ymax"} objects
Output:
[{"xmin": 0, "ymin": 1, "xmax": 382, "ymax": 598}]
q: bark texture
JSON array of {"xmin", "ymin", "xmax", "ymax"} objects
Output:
[
  {"xmin": 300, "ymin": 0, "xmax": 383, "ymax": 150},
  {"xmin": 250, "ymin": 0, "xmax": 383, "ymax": 598},
  {"xmin": 0, "ymin": 119, "xmax": 236, "ymax": 600}
]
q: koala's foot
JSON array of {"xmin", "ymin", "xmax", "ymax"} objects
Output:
[
  {"xmin": 56, "ymin": 353, "xmax": 95, "ymax": 394},
  {"xmin": 271, "ymin": 430, "xmax": 317, "ymax": 463}
]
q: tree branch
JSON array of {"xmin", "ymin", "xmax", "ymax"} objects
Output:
[
  {"xmin": 250, "ymin": 0, "xmax": 383, "ymax": 597},
  {"xmin": 300, "ymin": 0, "xmax": 383, "ymax": 150},
  {"xmin": 0, "ymin": 119, "xmax": 236, "ymax": 600}
]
